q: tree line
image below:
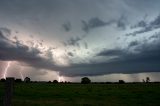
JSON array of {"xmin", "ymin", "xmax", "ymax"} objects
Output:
[{"xmin": 0, "ymin": 76, "xmax": 153, "ymax": 84}]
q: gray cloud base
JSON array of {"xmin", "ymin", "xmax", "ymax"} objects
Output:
[
  {"xmin": 1, "ymin": 0, "xmax": 160, "ymax": 78},
  {"xmin": 1, "ymin": 28, "xmax": 160, "ymax": 77}
]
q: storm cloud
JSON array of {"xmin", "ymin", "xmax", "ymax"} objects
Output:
[
  {"xmin": 62, "ymin": 21, "xmax": 72, "ymax": 32},
  {"xmin": 127, "ymin": 14, "xmax": 160, "ymax": 36},
  {"xmin": 1, "ymin": 0, "xmax": 160, "ymax": 81},
  {"xmin": 81, "ymin": 17, "xmax": 115, "ymax": 32},
  {"xmin": 60, "ymin": 36, "xmax": 160, "ymax": 77},
  {"xmin": 0, "ymin": 28, "xmax": 60, "ymax": 72}
]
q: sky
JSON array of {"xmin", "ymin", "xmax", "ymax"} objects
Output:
[{"xmin": 0, "ymin": 0, "xmax": 160, "ymax": 82}]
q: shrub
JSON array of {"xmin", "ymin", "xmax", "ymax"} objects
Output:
[
  {"xmin": 81, "ymin": 77, "xmax": 91, "ymax": 84},
  {"xmin": 24, "ymin": 77, "xmax": 31, "ymax": 83},
  {"xmin": 0, "ymin": 78, "xmax": 5, "ymax": 82},
  {"xmin": 15, "ymin": 79, "xmax": 22, "ymax": 83},
  {"xmin": 119, "ymin": 80, "xmax": 125, "ymax": 84},
  {"xmin": 53, "ymin": 80, "xmax": 58, "ymax": 83},
  {"xmin": 146, "ymin": 77, "xmax": 150, "ymax": 83}
]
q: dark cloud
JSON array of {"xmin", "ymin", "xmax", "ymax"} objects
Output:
[
  {"xmin": 68, "ymin": 36, "xmax": 81, "ymax": 46},
  {"xmin": 126, "ymin": 26, "xmax": 152, "ymax": 36},
  {"xmin": 63, "ymin": 36, "xmax": 82, "ymax": 48},
  {"xmin": 81, "ymin": 16, "xmax": 127, "ymax": 32},
  {"xmin": 128, "ymin": 41, "xmax": 139, "ymax": 47},
  {"xmin": 58, "ymin": 35, "xmax": 160, "ymax": 77},
  {"xmin": 131, "ymin": 20, "xmax": 147, "ymax": 29},
  {"xmin": 87, "ymin": 17, "xmax": 108, "ymax": 28},
  {"xmin": 81, "ymin": 17, "xmax": 115, "ymax": 32},
  {"xmin": 62, "ymin": 21, "xmax": 71, "ymax": 32},
  {"xmin": 84, "ymin": 42, "xmax": 88, "ymax": 49},
  {"xmin": 150, "ymin": 14, "xmax": 160, "ymax": 27},
  {"xmin": 130, "ymin": 14, "xmax": 148, "ymax": 29},
  {"xmin": 0, "ymin": 27, "xmax": 11, "ymax": 37},
  {"xmin": 117, "ymin": 15, "xmax": 127, "ymax": 30},
  {"xmin": 0, "ymin": 28, "xmax": 60, "ymax": 72},
  {"xmin": 127, "ymin": 14, "xmax": 160, "ymax": 36},
  {"xmin": 1, "ymin": 27, "xmax": 160, "ymax": 77},
  {"xmin": 1, "ymin": 0, "xmax": 160, "ymax": 78},
  {"xmin": 81, "ymin": 20, "xmax": 90, "ymax": 33},
  {"xmin": 67, "ymin": 52, "xmax": 74, "ymax": 57},
  {"xmin": 117, "ymin": 20, "xmax": 126, "ymax": 30},
  {"xmin": 97, "ymin": 49, "xmax": 126, "ymax": 57},
  {"xmin": 149, "ymin": 32, "xmax": 160, "ymax": 39}
]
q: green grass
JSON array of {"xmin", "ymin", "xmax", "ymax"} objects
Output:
[{"xmin": 1, "ymin": 83, "xmax": 160, "ymax": 106}]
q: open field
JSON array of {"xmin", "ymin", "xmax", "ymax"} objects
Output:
[{"xmin": 1, "ymin": 82, "xmax": 160, "ymax": 106}]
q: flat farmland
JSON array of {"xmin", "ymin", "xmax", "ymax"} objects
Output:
[{"xmin": 0, "ymin": 83, "xmax": 160, "ymax": 106}]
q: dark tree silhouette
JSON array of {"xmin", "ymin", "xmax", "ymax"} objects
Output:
[
  {"xmin": 53, "ymin": 80, "xmax": 58, "ymax": 83},
  {"xmin": 24, "ymin": 77, "xmax": 30, "ymax": 83},
  {"xmin": 0, "ymin": 78, "xmax": 5, "ymax": 82},
  {"xmin": 142, "ymin": 79, "xmax": 145, "ymax": 83},
  {"xmin": 146, "ymin": 77, "xmax": 150, "ymax": 83},
  {"xmin": 81, "ymin": 77, "xmax": 91, "ymax": 84},
  {"xmin": 15, "ymin": 79, "xmax": 22, "ymax": 83},
  {"xmin": 119, "ymin": 80, "xmax": 125, "ymax": 84},
  {"xmin": 48, "ymin": 81, "xmax": 52, "ymax": 83}
]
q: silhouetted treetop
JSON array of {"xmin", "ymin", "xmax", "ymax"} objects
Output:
[{"xmin": 81, "ymin": 77, "xmax": 91, "ymax": 84}]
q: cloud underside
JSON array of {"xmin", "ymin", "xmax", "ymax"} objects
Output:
[
  {"xmin": 61, "ymin": 60, "xmax": 160, "ymax": 77},
  {"xmin": 81, "ymin": 16, "xmax": 126, "ymax": 32},
  {"xmin": 0, "ymin": 28, "xmax": 59, "ymax": 71},
  {"xmin": 1, "ymin": 26, "xmax": 160, "ymax": 77},
  {"xmin": 128, "ymin": 14, "xmax": 160, "ymax": 36},
  {"xmin": 62, "ymin": 21, "xmax": 71, "ymax": 32},
  {"xmin": 61, "ymin": 33, "xmax": 160, "ymax": 77},
  {"xmin": 61, "ymin": 47, "xmax": 160, "ymax": 77}
]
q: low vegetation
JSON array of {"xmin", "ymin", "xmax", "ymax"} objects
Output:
[{"xmin": 0, "ymin": 82, "xmax": 160, "ymax": 106}]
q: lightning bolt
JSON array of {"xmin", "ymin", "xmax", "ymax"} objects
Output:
[
  {"xmin": 19, "ymin": 70, "xmax": 24, "ymax": 80},
  {"xmin": 57, "ymin": 72, "xmax": 64, "ymax": 82},
  {"xmin": 58, "ymin": 76, "xmax": 64, "ymax": 82},
  {"xmin": 57, "ymin": 72, "xmax": 61, "ymax": 82},
  {"xmin": 3, "ymin": 61, "xmax": 11, "ymax": 79},
  {"xmin": 58, "ymin": 76, "xmax": 61, "ymax": 82}
]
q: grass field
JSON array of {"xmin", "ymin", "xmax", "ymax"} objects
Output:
[{"xmin": 1, "ymin": 82, "xmax": 160, "ymax": 106}]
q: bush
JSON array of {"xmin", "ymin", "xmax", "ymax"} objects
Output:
[
  {"xmin": 53, "ymin": 80, "xmax": 58, "ymax": 83},
  {"xmin": 119, "ymin": 80, "xmax": 125, "ymax": 84},
  {"xmin": 81, "ymin": 77, "xmax": 91, "ymax": 84},
  {"xmin": 0, "ymin": 78, "xmax": 5, "ymax": 82},
  {"xmin": 24, "ymin": 77, "xmax": 31, "ymax": 83},
  {"xmin": 48, "ymin": 81, "xmax": 52, "ymax": 83},
  {"xmin": 15, "ymin": 79, "xmax": 22, "ymax": 83},
  {"xmin": 146, "ymin": 77, "xmax": 150, "ymax": 83}
]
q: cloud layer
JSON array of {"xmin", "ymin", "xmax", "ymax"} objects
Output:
[
  {"xmin": 0, "ymin": 28, "xmax": 60, "ymax": 72},
  {"xmin": 1, "ymin": 0, "xmax": 160, "ymax": 80}
]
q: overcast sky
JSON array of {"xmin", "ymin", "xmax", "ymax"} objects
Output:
[{"xmin": 0, "ymin": 0, "xmax": 160, "ymax": 82}]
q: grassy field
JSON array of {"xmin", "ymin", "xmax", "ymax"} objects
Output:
[{"xmin": 0, "ymin": 82, "xmax": 160, "ymax": 106}]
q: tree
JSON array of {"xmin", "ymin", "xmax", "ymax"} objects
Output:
[
  {"xmin": 48, "ymin": 81, "xmax": 52, "ymax": 83},
  {"xmin": 53, "ymin": 80, "xmax": 58, "ymax": 83},
  {"xmin": 146, "ymin": 77, "xmax": 150, "ymax": 83},
  {"xmin": 24, "ymin": 77, "xmax": 30, "ymax": 83},
  {"xmin": 81, "ymin": 77, "xmax": 91, "ymax": 84},
  {"xmin": 142, "ymin": 79, "xmax": 145, "ymax": 83},
  {"xmin": 0, "ymin": 78, "xmax": 5, "ymax": 82},
  {"xmin": 15, "ymin": 79, "xmax": 22, "ymax": 83},
  {"xmin": 119, "ymin": 80, "xmax": 125, "ymax": 84}
]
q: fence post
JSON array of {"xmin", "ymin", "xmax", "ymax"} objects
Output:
[{"xmin": 3, "ymin": 77, "xmax": 14, "ymax": 106}]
